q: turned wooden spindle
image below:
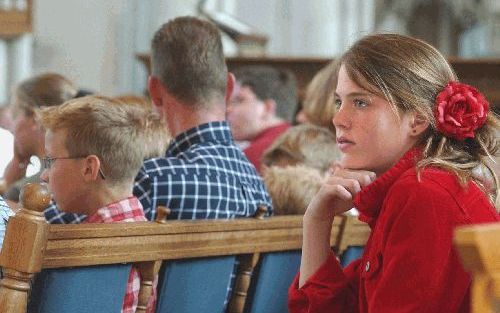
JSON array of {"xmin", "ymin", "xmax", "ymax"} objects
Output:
[
  {"xmin": 135, "ymin": 206, "xmax": 170, "ymax": 312},
  {"xmin": 155, "ymin": 206, "xmax": 171, "ymax": 224},
  {"xmin": 135, "ymin": 261, "xmax": 162, "ymax": 313},
  {"xmin": 0, "ymin": 183, "xmax": 51, "ymax": 313},
  {"xmin": 253, "ymin": 205, "xmax": 268, "ymax": 220},
  {"xmin": 227, "ymin": 207, "xmax": 267, "ymax": 313}
]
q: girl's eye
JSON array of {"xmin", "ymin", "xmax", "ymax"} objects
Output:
[
  {"xmin": 334, "ymin": 98, "xmax": 342, "ymax": 109},
  {"xmin": 354, "ymin": 99, "xmax": 368, "ymax": 108}
]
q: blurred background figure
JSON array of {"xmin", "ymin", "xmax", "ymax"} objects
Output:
[
  {"xmin": 228, "ymin": 65, "xmax": 298, "ymax": 172},
  {"xmin": 295, "ymin": 60, "xmax": 340, "ymax": 133},
  {"xmin": 2, "ymin": 73, "xmax": 77, "ymax": 203},
  {"xmin": 261, "ymin": 124, "xmax": 340, "ymax": 215}
]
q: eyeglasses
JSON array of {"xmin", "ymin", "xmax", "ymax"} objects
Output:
[{"xmin": 41, "ymin": 156, "xmax": 106, "ymax": 180}]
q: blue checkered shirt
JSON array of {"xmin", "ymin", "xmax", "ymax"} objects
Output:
[{"xmin": 44, "ymin": 121, "xmax": 272, "ymax": 222}]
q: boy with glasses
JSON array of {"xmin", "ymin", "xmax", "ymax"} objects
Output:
[{"xmin": 39, "ymin": 96, "xmax": 159, "ymax": 313}]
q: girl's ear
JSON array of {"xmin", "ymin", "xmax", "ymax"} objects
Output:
[{"xmin": 409, "ymin": 112, "xmax": 430, "ymax": 138}]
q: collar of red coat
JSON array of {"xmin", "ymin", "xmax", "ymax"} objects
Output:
[{"xmin": 352, "ymin": 148, "xmax": 422, "ymax": 225}]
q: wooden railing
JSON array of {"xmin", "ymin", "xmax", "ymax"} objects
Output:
[{"xmin": 0, "ymin": 0, "xmax": 32, "ymax": 38}]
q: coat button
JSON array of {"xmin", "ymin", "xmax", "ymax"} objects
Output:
[{"xmin": 365, "ymin": 261, "xmax": 370, "ymax": 272}]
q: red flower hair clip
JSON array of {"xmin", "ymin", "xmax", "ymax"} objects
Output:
[{"xmin": 434, "ymin": 81, "xmax": 489, "ymax": 140}]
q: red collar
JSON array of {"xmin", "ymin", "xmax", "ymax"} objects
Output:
[{"xmin": 353, "ymin": 148, "xmax": 421, "ymax": 225}]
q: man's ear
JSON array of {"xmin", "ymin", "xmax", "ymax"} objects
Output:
[
  {"xmin": 263, "ymin": 99, "xmax": 277, "ymax": 117},
  {"xmin": 148, "ymin": 76, "xmax": 163, "ymax": 109},
  {"xmin": 82, "ymin": 155, "xmax": 102, "ymax": 183},
  {"xmin": 409, "ymin": 112, "xmax": 430, "ymax": 138},
  {"xmin": 225, "ymin": 73, "xmax": 235, "ymax": 104}
]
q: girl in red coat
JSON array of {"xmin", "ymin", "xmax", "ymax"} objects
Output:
[{"xmin": 288, "ymin": 33, "xmax": 499, "ymax": 313}]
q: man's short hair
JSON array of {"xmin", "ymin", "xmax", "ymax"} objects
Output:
[
  {"xmin": 233, "ymin": 66, "xmax": 298, "ymax": 122},
  {"xmin": 151, "ymin": 16, "xmax": 227, "ymax": 106},
  {"xmin": 39, "ymin": 96, "xmax": 161, "ymax": 186}
]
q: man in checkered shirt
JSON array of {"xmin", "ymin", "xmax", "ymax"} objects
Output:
[
  {"xmin": 43, "ymin": 16, "xmax": 272, "ymax": 312},
  {"xmin": 45, "ymin": 17, "xmax": 272, "ymax": 224}
]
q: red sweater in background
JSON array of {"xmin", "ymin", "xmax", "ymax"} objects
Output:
[
  {"xmin": 243, "ymin": 122, "xmax": 290, "ymax": 173},
  {"xmin": 288, "ymin": 149, "xmax": 499, "ymax": 313}
]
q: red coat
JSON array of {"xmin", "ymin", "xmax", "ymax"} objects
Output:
[{"xmin": 289, "ymin": 150, "xmax": 499, "ymax": 313}]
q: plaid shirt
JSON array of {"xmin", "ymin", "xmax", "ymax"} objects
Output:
[
  {"xmin": 44, "ymin": 121, "xmax": 272, "ymax": 223},
  {"xmin": 0, "ymin": 196, "xmax": 14, "ymax": 251},
  {"xmin": 82, "ymin": 197, "xmax": 156, "ymax": 313}
]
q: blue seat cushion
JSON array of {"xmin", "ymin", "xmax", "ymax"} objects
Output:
[
  {"xmin": 244, "ymin": 251, "xmax": 301, "ymax": 313},
  {"xmin": 155, "ymin": 256, "xmax": 236, "ymax": 313},
  {"xmin": 28, "ymin": 264, "xmax": 131, "ymax": 313},
  {"xmin": 340, "ymin": 246, "xmax": 364, "ymax": 267}
]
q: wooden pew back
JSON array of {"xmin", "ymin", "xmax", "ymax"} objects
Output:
[
  {"xmin": 0, "ymin": 183, "xmax": 371, "ymax": 313},
  {"xmin": 454, "ymin": 223, "xmax": 500, "ymax": 313}
]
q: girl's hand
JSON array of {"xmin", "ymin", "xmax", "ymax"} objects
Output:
[{"xmin": 305, "ymin": 164, "xmax": 376, "ymax": 222}]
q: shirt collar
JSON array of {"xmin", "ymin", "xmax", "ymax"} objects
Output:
[
  {"xmin": 166, "ymin": 121, "xmax": 234, "ymax": 157},
  {"xmin": 353, "ymin": 148, "xmax": 421, "ymax": 225},
  {"xmin": 83, "ymin": 196, "xmax": 144, "ymax": 224}
]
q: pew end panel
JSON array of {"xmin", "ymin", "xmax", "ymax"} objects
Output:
[{"xmin": 454, "ymin": 223, "xmax": 500, "ymax": 313}]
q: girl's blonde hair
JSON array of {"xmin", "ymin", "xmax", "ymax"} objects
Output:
[
  {"xmin": 302, "ymin": 60, "xmax": 340, "ymax": 132},
  {"xmin": 262, "ymin": 124, "xmax": 339, "ymax": 173},
  {"xmin": 340, "ymin": 33, "xmax": 499, "ymax": 209}
]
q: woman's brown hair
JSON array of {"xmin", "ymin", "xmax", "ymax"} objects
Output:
[
  {"xmin": 340, "ymin": 33, "xmax": 499, "ymax": 209},
  {"xmin": 14, "ymin": 73, "xmax": 77, "ymax": 117}
]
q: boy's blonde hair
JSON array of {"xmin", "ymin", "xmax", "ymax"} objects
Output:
[
  {"xmin": 262, "ymin": 124, "xmax": 339, "ymax": 173},
  {"xmin": 341, "ymin": 33, "xmax": 499, "ymax": 208},
  {"xmin": 114, "ymin": 94, "xmax": 170, "ymax": 159},
  {"xmin": 302, "ymin": 60, "xmax": 340, "ymax": 132},
  {"xmin": 38, "ymin": 96, "xmax": 160, "ymax": 185}
]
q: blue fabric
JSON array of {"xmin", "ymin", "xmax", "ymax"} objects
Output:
[
  {"xmin": 340, "ymin": 246, "xmax": 364, "ymax": 267},
  {"xmin": 28, "ymin": 264, "xmax": 131, "ymax": 313},
  {"xmin": 44, "ymin": 121, "xmax": 272, "ymax": 223},
  {"xmin": 244, "ymin": 251, "xmax": 301, "ymax": 313},
  {"xmin": 155, "ymin": 256, "xmax": 236, "ymax": 313}
]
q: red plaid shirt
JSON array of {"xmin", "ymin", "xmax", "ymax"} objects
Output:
[{"xmin": 83, "ymin": 197, "xmax": 157, "ymax": 313}]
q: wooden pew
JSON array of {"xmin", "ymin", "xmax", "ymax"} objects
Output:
[
  {"xmin": 0, "ymin": 183, "xmax": 371, "ymax": 313},
  {"xmin": 454, "ymin": 223, "xmax": 500, "ymax": 313}
]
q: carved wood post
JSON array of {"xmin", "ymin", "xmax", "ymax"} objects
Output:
[
  {"xmin": 135, "ymin": 206, "xmax": 169, "ymax": 313},
  {"xmin": 227, "ymin": 205, "xmax": 267, "ymax": 313},
  {"xmin": 0, "ymin": 183, "xmax": 50, "ymax": 313}
]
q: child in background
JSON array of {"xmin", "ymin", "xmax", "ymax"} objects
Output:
[
  {"xmin": 261, "ymin": 124, "xmax": 339, "ymax": 215},
  {"xmin": 39, "ymin": 96, "xmax": 159, "ymax": 313}
]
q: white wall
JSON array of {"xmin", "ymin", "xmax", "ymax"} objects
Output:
[
  {"xmin": 33, "ymin": 0, "xmax": 131, "ymax": 95},
  {"xmin": 30, "ymin": 0, "xmax": 375, "ymax": 96}
]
